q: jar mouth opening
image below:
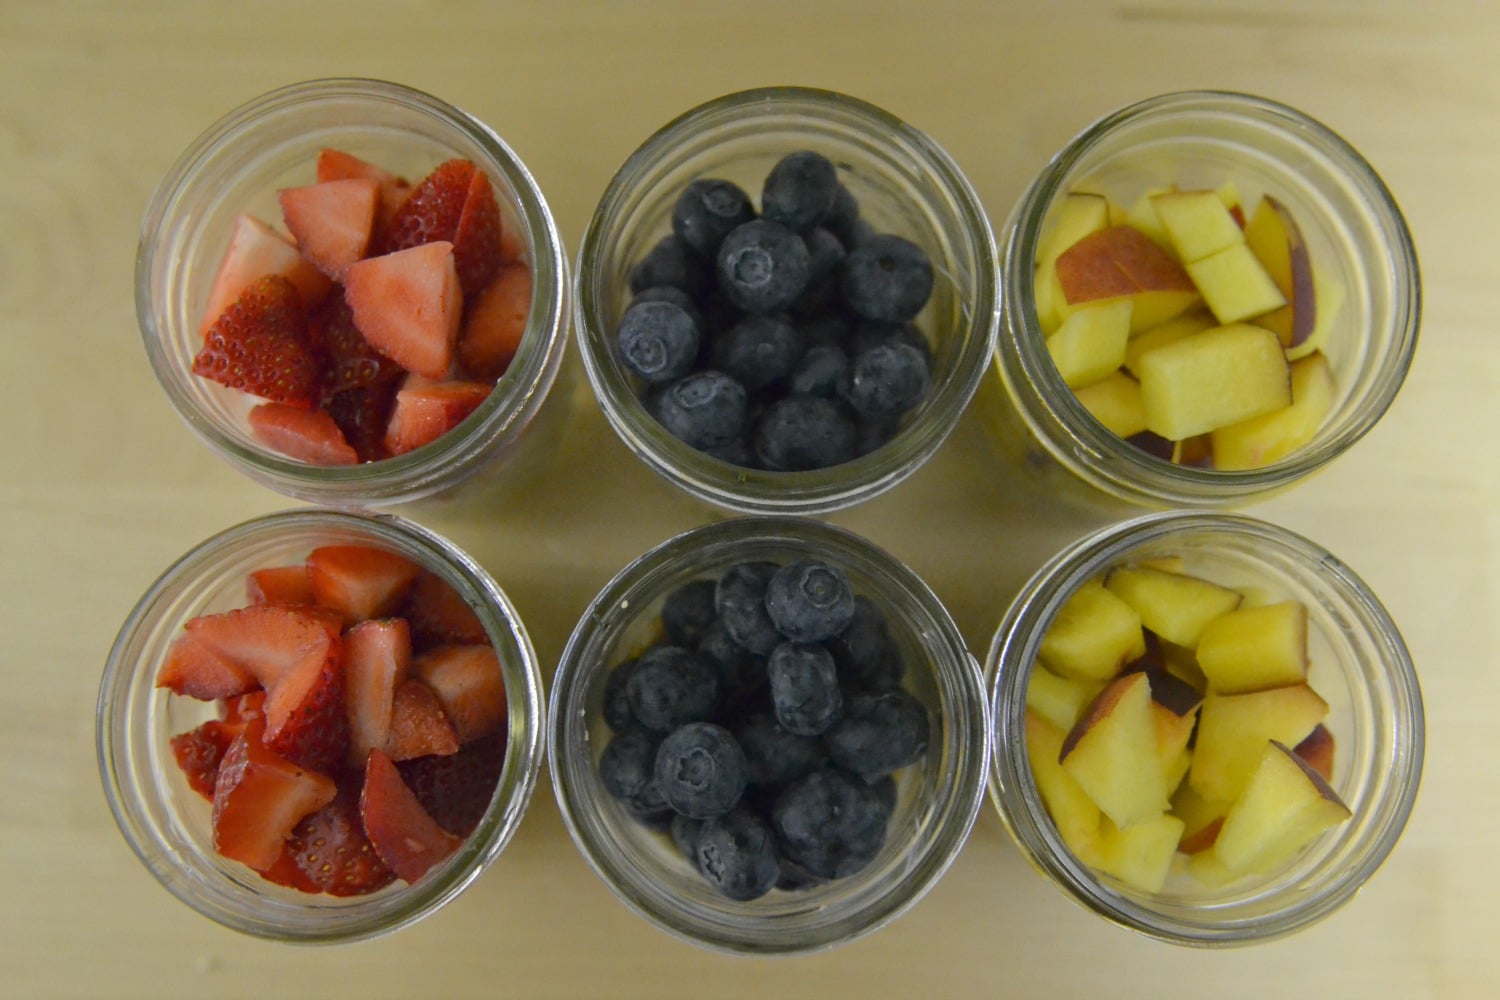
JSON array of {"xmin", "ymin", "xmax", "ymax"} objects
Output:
[
  {"xmin": 984, "ymin": 511, "xmax": 1425, "ymax": 944},
  {"xmin": 96, "ymin": 509, "xmax": 547, "ymax": 942},
  {"xmin": 997, "ymin": 89, "xmax": 1421, "ymax": 507},
  {"xmin": 575, "ymin": 86, "xmax": 999, "ymax": 515},
  {"xmin": 547, "ymin": 516, "xmax": 992, "ymax": 954},
  {"xmin": 135, "ymin": 78, "xmax": 570, "ymax": 506}
]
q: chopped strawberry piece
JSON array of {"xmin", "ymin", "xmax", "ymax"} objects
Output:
[
  {"xmin": 383, "ymin": 376, "xmax": 491, "ymax": 457},
  {"xmin": 279, "ymin": 177, "xmax": 381, "ymax": 281},
  {"xmin": 386, "ymin": 679, "xmax": 460, "ymax": 761},
  {"xmin": 305, "ymin": 544, "xmax": 422, "ymax": 625},
  {"xmin": 246, "ymin": 565, "xmax": 314, "ymax": 606},
  {"xmin": 452, "ymin": 167, "xmax": 502, "ymax": 295},
  {"xmin": 321, "ymin": 385, "xmax": 397, "ymax": 463},
  {"xmin": 184, "ymin": 603, "xmax": 342, "ymax": 691},
  {"xmin": 458, "ymin": 263, "xmax": 531, "ymax": 382},
  {"xmin": 397, "ymin": 731, "xmax": 506, "ymax": 837},
  {"xmin": 199, "ymin": 213, "xmax": 331, "ymax": 335},
  {"xmin": 156, "ymin": 632, "xmax": 258, "ymax": 701},
  {"xmin": 401, "ymin": 570, "xmax": 489, "ymax": 649},
  {"xmin": 288, "ymin": 786, "xmax": 396, "ymax": 896},
  {"xmin": 170, "ymin": 719, "xmax": 239, "ymax": 800},
  {"xmin": 497, "ymin": 199, "xmax": 526, "ymax": 264},
  {"xmin": 310, "ymin": 293, "xmax": 405, "ymax": 398},
  {"xmin": 344, "ymin": 618, "xmax": 412, "ymax": 768},
  {"xmin": 262, "ymin": 636, "xmax": 348, "ymax": 774},
  {"xmin": 344, "ymin": 241, "xmax": 462, "ymax": 379},
  {"xmin": 248, "ymin": 402, "xmax": 360, "ymax": 465},
  {"xmin": 412, "ymin": 645, "xmax": 506, "ymax": 744},
  {"xmin": 221, "ymin": 690, "xmax": 267, "ymax": 726},
  {"xmin": 360, "ymin": 748, "xmax": 462, "ymax": 882},
  {"xmin": 193, "ymin": 275, "xmax": 321, "ymax": 407},
  {"xmin": 212, "ymin": 718, "xmax": 337, "ymax": 872},
  {"xmin": 374, "ymin": 159, "xmax": 474, "ymax": 257},
  {"xmin": 260, "ymin": 844, "xmax": 324, "ymax": 894},
  {"xmin": 315, "ymin": 148, "xmax": 412, "ymax": 229}
]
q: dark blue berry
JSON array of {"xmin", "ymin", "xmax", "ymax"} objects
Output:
[
  {"xmin": 672, "ymin": 178, "xmax": 757, "ymax": 258},
  {"xmin": 848, "ymin": 319, "xmax": 932, "ymax": 366},
  {"xmin": 735, "ymin": 712, "xmax": 824, "ymax": 788},
  {"xmin": 653, "ymin": 722, "xmax": 749, "ymax": 819},
  {"xmin": 788, "ymin": 344, "xmax": 851, "ymax": 400},
  {"xmin": 761, "ymin": 150, "xmax": 839, "ymax": 233},
  {"xmin": 661, "ymin": 578, "xmax": 718, "ymax": 649},
  {"xmin": 716, "ymin": 220, "xmax": 810, "ymax": 315},
  {"xmin": 694, "ymin": 806, "xmax": 781, "ymax": 901},
  {"xmin": 840, "ymin": 233, "xmax": 934, "ymax": 322},
  {"xmin": 825, "ymin": 690, "xmax": 930, "ymax": 779},
  {"xmin": 799, "ymin": 314, "xmax": 850, "ymax": 352},
  {"xmin": 768, "ymin": 642, "xmax": 843, "ymax": 737},
  {"xmin": 603, "ymin": 655, "xmax": 643, "ymax": 732},
  {"xmin": 774, "ymin": 854, "xmax": 827, "ymax": 892},
  {"xmin": 771, "ymin": 768, "xmax": 888, "ymax": 879},
  {"xmin": 823, "ymin": 183, "xmax": 862, "ymax": 248},
  {"xmin": 617, "ymin": 299, "xmax": 701, "ymax": 385},
  {"xmin": 825, "ymin": 596, "xmax": 904, "ymax": 693},
  {"xmin": 714, "ymin": 314, "xmax": 804, "ymax": 393},
  {"xmin": 632, "ymin": 285, "xmax": 705, "ymax": 331},
  {"xmin": 792, "ymin": 227, "xmax": 846, "ymax": 316},
  {"xmin": 702, "ymin": 436, "xmax": 754, "ymax": 467},
  {"xmin": 599, "ymin": 728, "xmax": 671, "ymax": 821},
  {"xmin": 629, "ymin": 234, "xmax": 710, "ymax": 298},
  {"xmin": 753, "ymin": 395, "xmax": 857, "ymax": 471},
  {"xmin": 654, "ymin": 371, "xmax": 747, "ymax": 451},
  {"xmin": 714, "ymin": 561, "xmax": 783, "ymax": 656},
  {"xmin": 697, "ymin": 618, "xmax": 769, "ymax": 710},
  {"xmin": 626, "ymin": 645, "xmax": 718, "ymax": 733},
  {"xmin": 844, "ymin": 341, "xmax": 930, "ymax": 420},
  {"xmin": 766, "ymin": 560, "xmax": 857, "ymax": 643},
  {"xmin": 671, "ymin": 812, "xmax": 702, "ymax": 863}
]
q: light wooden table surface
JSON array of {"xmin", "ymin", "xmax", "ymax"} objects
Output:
[{"xmin": 4, "ymin": 2, "xmax": 1496, "ymax": 996}]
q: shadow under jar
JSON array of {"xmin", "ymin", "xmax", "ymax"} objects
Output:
[{"xmin": 575, "ymin": 86, "xmax": 998, "ymax": 515}]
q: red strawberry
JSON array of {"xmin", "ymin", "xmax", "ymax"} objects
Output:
[
  {"xmin": 344, "ymin": 241, "xmax": 462, "ymax": 380},
  {"xmin": 396, "ymin": 731, "xmax": 506, "ymax": 837},
  {"xmin": 382, "ymin": 376, "xmax": 491, "ymax": 457},
  {"xmin": 170, "ymin": 720, "xmax": 239, "ymax": 800},
  {"xmin": 288, "ymin": 786, "xmax": 396, "ymax": 896},
  {"xmin": 452, "ymin": 167, "xmax": 502, "ymax": 295},
  {"xmin": 246, "ymin": 565, "xmax": 314, "ymax": 607},
  {"xmin": 199, "ymin": 213, "xmax": 331, "ymax": 336},
  {"xmin": 248, "ymin": 402, "xmax": 359, "ymax": 465},
  {"xmin": 193, "ymin": 275, "xmax": 320, "ymax": 407},
  {"xmin": 262, "ymin": 635, "xmax": 348, "ymax": 774},
  {"xmin": 457, "ymin": 262, "xmax": 531, "ymax": 382},
  {"xmin": 344, "ymin": 618, "xmax": 412, "ymax": 768},
  {"xmin": 374, "ymin": 159, "xmax": 474, "ymax": 257},
  {"xmin": 497, "ymin": 198, "xmax": 526, "ymax": 264},
  {"xmin": 212, "ymin": 718, "xmax": 337, "ymax": 872},
  {"xmin": 184, "ymin": 603, "xmax": 342, "ymax": 691},
  {"xmin": 156, "ymin": 632, "xmax": 258, "ymax": 701},
  {"xmin": 322, "ymin": 385, "xmax": 397, "ymax": 463},
  {"xmin": 315, "ymin": 148, "xmax": 412, "ymax": 229},
  {"xmin": 360, "ymin": 748, "xmax": 462, "ymax": 882},
  {"xmin": 309, "ymin": 293, "xmax": 405, "ymax": 398},
  {"xmin": 260, "ymin": 844, "xmax": 324, "ymax": 894},
  {"xmin": 222, "ymin": 689, "xmax": 268, "ymax": 726},
  {"xmin": 412, "ymin": 645, "xmax": 506, "ymax": 744},
  {"xmin": 385, "ymin": 679, "xmax": 460, "ymax": 761},
  {"xmin": 306, "ymin": 544, "xmax": 422, "ymax": 625},
  {"xmin": 279, "ymin": 177, "xmax": 381, "ymax": 281},
  {"xmin": 401, "ymin": 570, "xmax": 489, "ymax": 649}
]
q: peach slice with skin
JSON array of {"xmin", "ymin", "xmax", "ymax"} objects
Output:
[
  {"xmin": 1025, "ymin": 710, "xmax": 1104, "ymax": 865},
  {"xmin": 1212, "ymin": 740, "xmax": 1351, "ymax": 874},
  {"xmin": 1054, "ymin": 225, "xmax": 1202, "ymax": 333},
  {"xmin": 1060, "ymin": 671, "xmax": 1171, "ymax": 828},
  {"xmin": 1189, "ymin": 683, "xmax": 1329, "ymax": 802},
  {"xmin": 1209, "ymin": 350, "xmax": 1335, "ymax": 471}
]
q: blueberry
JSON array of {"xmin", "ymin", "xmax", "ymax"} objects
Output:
[
  {"xmin": 716, "ymin": 220, "xmax": 810, "ymax": 315},
  {"xmin": 871, "ymin": 774, "xmax": 899, "ymax": 816},
  {"xmin": 840, "ymin": 233, "xmax": 934, "ymax": 322},
  {"xmin": 599, "ymin": 728, "xmax": 671, "ymax": 820},
  {"xmin": 702, "ymin": 436, "xmax": 754, "ymax": 468},
  {"xmin": 788, "ymin": 345, "xmax": 851, "ymax": 400},
  {"xmin": 823, "ymin": 183, "xmax": 862, "ymax": 248},
  {"xmin": 661, "ymin": 578, "xmax": 718, "ymax": 648},
  {"xmin": 792, "ymin": 227, "xmax": 846, "ymax": 316},
  {"xmin": 714, "ymin": 314, "xmax": 804, "ymax": 393},
  {"xmin": 629, "ymin": 234, "xmax": 710, "ymax": 298},
  {"xmin": 766, "ymin": 560, "xmax": 856, "ymax": 643},
  {"xmin": 844, "ymin": 342, "xmax": 930, "ymax": 420},
  {"xmin": 626, "ymin": 645, "xmax": 719, "ymax": 733},
  {"xmin": 697, "ymin": 618, "xmax": 770, "ymax": 710},
  {"xmin": 825, "ymin": 596, "xmax": 904, "ymax": 693},
  {"xmin": 761, "ymin": 150, "xmax": 838, "ymax": 233},
  {"xmin": 771, "ymin": 768, "xmax": 888, "ymax": 879},
  {"xmin": 768, "ymin": 642, "xmax": 843, "ymax": 736},
  {"xmin": 753, "ymin": 395, "xmax": 857, "ymax": 471},
  {"xmin": 653, "ymin": 722, "xmax": 749, "ymax": 819},
  {"xmin": 654, "ymin": 371, "xmax": 747, "ymax": 451},
  {"xmin": 799, "ymin": 314, "xmax": 851, "ymax": 352},
  {"xmin": 714, "ymin": 561, "xmax": 783, "ymax": 656},
  {"xmin": 672, "ymin": 178, "xmax": 756, "ymax": 258},
  {"xmin": 603, "ymin": 655, "xmax": 643, "ymax": 732},
  {"xmin": 735, "ymin": 712, "xmax": 824, "ymax": 788},
  {"xmin": 848, "ymin": 319, "xmax": 932, "ymax": 366},
  {"xmin": 825, "ymin": 690, "xmax": 930, "ymax": 779},
  {"xmin": 694, "ymin": 806, "xmax": 781, "ymax": 901},
  {"xmin": 617, "ymin": 299, "xmax": 701, "ymax": 385},
  {"xmin": 632, "ymin": 285, "xmax": 705, "ymax": 331},
  {"xmin": 670, "ymin": 812, "xmax": 703, "ymax": 863},
  {"xmin": 774, "ymin": 854, "xmax": 827, "ymax": 892}
]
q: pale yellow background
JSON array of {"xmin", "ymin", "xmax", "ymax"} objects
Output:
[{"xmin": 3, "ymin": 2, "xmax": 1496, "ymax": 997}]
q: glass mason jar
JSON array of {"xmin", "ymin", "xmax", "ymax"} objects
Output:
[
  {"xmin": 986, "ymin": 512, "xmax": 1424, "ymax": 945},
  {"xmin": 136, "ymin": 78, "xmax": 570, "ymax": 506},
  {"xmin": 548, "ymin": 517, "xmax": 991, "ymax": 954},
  {"xmin": 575, "ymin": 86, "xmax": 999, "ymax": 515},
  {"xmin": 97, "ymin": 509, "xmax": 546, "ymax": 942},
  {"xmin": 991, "ymin": 91, "xmax": 1420, "ymax": 510}
]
